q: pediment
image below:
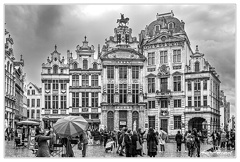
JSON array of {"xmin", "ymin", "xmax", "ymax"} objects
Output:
[
  {"xmin": 146, "ymin": 34, "xmax": 185, "ymax": 45},
  {"xmin": 145, "ymin": 73, "xmax": 156, "ymax": 78},
  {"xmin": 102, "ymin": 48, "xmax": 144, "ymax": 59},
  {"xmin": 172, "ymin": 71, "xmax": 183, "ymax": 76}
]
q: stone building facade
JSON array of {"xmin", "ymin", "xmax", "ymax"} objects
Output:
[
  {"xmin": 185, "ymin": 46, "xmax": 221, "ymax": 136},
  {"xmin": 41, "ymin": 46, "xmax": 70, "ymax": 128},
  {"xmin": 139, "ymin": 11, "xmax": 192, "ymax": 135},
  {"xmin": 26, "ymin": 82, "xmax": 42, "ymax": 122},
  {"xmin": 67, "ymin": 37, "xmax": 102, "ymax": 129},
  {"xmin": 5, "ymin": 28, "xmax": 16, "ymax": 129},
  {"xmin": 100, "ymin": 15, "xmax": 146, "ymax": 131}
]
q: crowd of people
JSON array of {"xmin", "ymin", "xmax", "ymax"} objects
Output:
[{"xmin": 7, "ymin": 124, "xmax": 236, "ymax": 158}]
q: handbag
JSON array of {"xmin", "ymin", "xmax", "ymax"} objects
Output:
[
  {"xmin": 136, "ymin": 141, "xmax": 142, "ymax": 150},
  {"xmin": 78, "ymin": 142, "xmax": 82, "ymax": 150}
]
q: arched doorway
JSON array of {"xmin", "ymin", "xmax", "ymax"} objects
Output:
[
  {"xmin": 188, "ymin": 117, "xmax": 206, "ymax": 132},
  {"xmin": 132, "ymin": 111, "xmax": 139, "ymax": 130},
  {"xmin": 107, "ymin": 111, "xmax": 114, "ymax": 131}
]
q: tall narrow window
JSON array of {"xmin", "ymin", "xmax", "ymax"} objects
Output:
[
  {"xmin": 203, "ymin": 80, "xmax": 207, "ymax": 90},
  {"xmin": 188, "ymin": 97, "xmax": 192, "ymax": 107},
  {"xmin": 60, "ymin": 81, "xmax": 67, "ymax": 90},
  {"xmin": 194, "ymin": 79, "xmax": 201, "ymax": 91},
  {"xmin": 32, "ymin": 90, "xmax": 35, "ymax": 95},
  {"xmin": 194, "ymin": 96, "xmax": 201, "ymax": 107},
  {"xmin": 82, "ymin": 92, "xmax": 89, "ymax": 107},
  {"xmin": 203, "ymin": 96, "xmax": 207, "ymax": 106},
  {"xmin": 45, "ymin": 96, "xmax": 51, "ymax": 109},
  {"xmin": 45, "ymin": 80, "xmax": 51, "ymax": 90},
  {"xmin": 119, "ymin": 84, "xmax": 127, "ymax": 103},
  {"xmin": 107, "ymin": 66, "xmax": 114, "ymax": 79},
  {"xmin": 160, "ymin": 51, "xmax": 168, "ymax": 63},
  {"xmin": 195, "ymin": 61, "xmax": 200, "ymax": 72},
  {"xmin": 155, "ymin": 25, "xmax": 160, "ymax": 33},
  {"xmin": 148, "ymin": 78, "xmax": 155, "ymax": 93},
  {"xmin": 174, "ymin": 116, "xmax": 181, "ymax": 129},
  {"xmin": 148, "ymin": 116, "xmax": 155, "ymax": 129},
  {"xmin": 52, "ymin": 80, "xmax": 59, "ymax": 90},
  {"xmin": 148, "ymin": 52, "xmax": 155, "ymax": 65},
  {"xmin": 53, "ymin": 65, "xmax": 58, "ymax": 74},
  {"xmin": 27, "ymin": 99, "xmax": 30, "ymax": 107},
  {"xmin": 173, "ymin": 49, "xmax": 181, "ymax": 63},
  {"xmin": 31, "ymin": 110, "xmax": 35, "ymax": 119},
  {"xmin": 132, "ymin": 84, "xmax": 139, "ymax": 104},
  {"xmin": 82, "ymin": 74, "xmax": 89, "ymax": 87},
  {"xmin": 31, "ymin": 99, "xmax": 35, "ymax": 107},
  {"xmin": 107, "ymin": 84, "xmax": 114, "ymax": 103},
  {"xmin": 161, "ymin": 100, "xmax": 168, "ymax": 108},
  {"xmin": 160, "ymin": 78, "xmax": 168, "ymax": 92},
  {"xmin": 37, "ymin": 99, "xmax": 40, "ymax": 107},
  {"xmin": 132, "ymin": 66, "xmax": 139, "ymax": 79},
  {"xmin": 168, "ymin": 22, "xmax": 174, "ymax": 29},
  {"xmin": 119, "ymin": 66, "xmax": 127, "ymax": 79},
  {"xmin": 173, "ymin": 76, "xmax": 181, "ymax": 91},
  {"xmin": 117, "ymin": 34, "xmax": 121, "ymax": 43},
  {"xmin": 27, "ymin": 90, "xmax": 30, "ymax": 95},
  {"xmin": 36, "ymin": 110, "xmax": 40, "ymax": 119},
  {"xmin": 72, "ymin": 75, "xmax": 79, "ymax": 87},
  {"xmin": 91, "ymin": 92, "xmax": 98, "ymax": 107},
  {"xmin": 72, "ymin": 92, "xmax": 79, "ymax": 107},
  {"xmin": 91, "ymin": 75, "xmax": 98, "ymax": 87},
  {"xmin": 125, "ymin": 34, "xmax": 129, "ymax": 43},
  {"xmin": 61, "ymin": 96, "xmax": 66, "ymax": 109},
  {"xmin": 188, "ymin": 81, "xmax": 192, "ymax": 91},
  {"xmin": 83, "ymin": 60, "xmax": 88, "ymax": 69},
  {"xmin": 52, "ymin": 95, "xmax": 58, "ymax": 109}
]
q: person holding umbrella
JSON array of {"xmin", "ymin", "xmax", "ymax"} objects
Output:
[{"xmin": 35, "ymin": 128, "xmax": 52, "ymax": 157}]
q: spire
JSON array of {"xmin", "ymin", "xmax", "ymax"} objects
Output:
[
  {"xmin": 84, "ymin": 36, "xmax": 87, "ymax": 41},
  {"xmin": 55, "ymin": 44, "xmax": 57, "ymax": 51}
]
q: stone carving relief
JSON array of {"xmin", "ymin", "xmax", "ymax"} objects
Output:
[{"xmin": 158, "ymin": 64, "xmax": 170, "ymax": 76}]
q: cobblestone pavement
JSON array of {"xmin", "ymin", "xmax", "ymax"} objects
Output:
[{"xmin": 4, "ymin": 140, "xmax": 235, "ymax": 158}]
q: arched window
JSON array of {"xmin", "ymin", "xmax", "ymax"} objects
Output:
[
  {"xmin": 7, "ymin": 61, "xmax": 9, "ymax": 72},
  {"xmin": 107, "ymin": 111, "xmax": 114, "ymax": 131},
  {"xmin": 53, "ymin": 65, "xmax": 58, "ymax": 74},
  {"xmin": 168, "ymin": 22, "xmax": 175, "ymax": 29},
  {"xmin": 132, "ymin": 111, "xmax": 139, "ymax": 130},
  {"xmin": 73, "ymin": 62, "xmax": 77, "ymax": 69},
  {"xmin": 9, "ymin": 64, "xmax": 12, "ymax": 74},
  {"xmin": 93, "ymin": 62, "xmax": 97, "ymax": 70},
  {"xmin": 83, "ymin": 60, "xmax": 88, "ymax": 69},
  {"xmin": 195, "ymin": 61, "xmax": 200, "ymax": 72}
]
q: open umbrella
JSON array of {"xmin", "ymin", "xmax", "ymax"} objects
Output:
[
  {"xmin": 53, "ymin": 116, "xmax": 88, "ymax": 137},
  {"xmin": 17, "ymin": 120, "xmax": 40, "ymax": 126}
]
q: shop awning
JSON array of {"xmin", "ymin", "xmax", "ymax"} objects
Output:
[{"xmin": 86, "ymin": 119, "xmax": 101, "ymax": 123}]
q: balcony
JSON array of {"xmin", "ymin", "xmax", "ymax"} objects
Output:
[
  {"xmin": 185, "ymin": 106, "xmax": 219, "ymax": 114},
  {"xmin": 155, "ymin": 89, "xmax": 171, "ymax": 99}
]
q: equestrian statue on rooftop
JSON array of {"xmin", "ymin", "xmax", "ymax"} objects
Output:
[{"xmin": 117, "ymin": 13, "xmax": 129, "ymax": 26}]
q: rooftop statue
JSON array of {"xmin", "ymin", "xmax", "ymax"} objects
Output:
[{"xmin": 117, "ymin": 13, "xmax": 129, "ymax": 26}]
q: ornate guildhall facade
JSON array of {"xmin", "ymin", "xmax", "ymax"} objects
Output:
[{"xmin": 100, "ymin": 15, "xmax": 146, "ymax": 131}]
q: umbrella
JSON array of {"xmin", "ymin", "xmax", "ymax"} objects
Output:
[
  {"xmin": 53, "ymin": 116, "xmax": 88, "ymax": 137},
  {"xmin": 17, "ymin": 120, "xmax": 40, "ymax": 126}
]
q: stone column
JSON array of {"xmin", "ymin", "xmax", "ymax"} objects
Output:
[
  {"xmin": 114, "ymin": 110, "xmax": 119, "ymax": 131},
  {"xmin": 89, "ymin": 92, "xmax": 92, "ymax": 107},
  {"xmin": 89, "ymin": 74, "xmax": 91, "ymax": 86},
  {"xmin": 79, "ymin": 92, "xmax": 82, "ymax": 107},
  {"xmin": 127, "ymin": 110, "xmax": 133, "ymax": 130},
  {"xmin": 79, "ymin": 74, "xmax": 82, "ymax": 86}
]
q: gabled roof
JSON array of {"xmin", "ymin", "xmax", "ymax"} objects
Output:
[{"xmin": 28, "ymin": 82, "xmax": 41, "ymax": 93}]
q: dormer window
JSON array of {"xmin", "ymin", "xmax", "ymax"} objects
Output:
[
  {"xmin": 93, "ymin": 62, "xmax": 97, "ymax": 70},
  {"xmin": 83, "ymin": 59, "xmax": 88, "ymax": 69},
  {"xmin": 73, "ymin": 62, "xmax": 77, "ymax": 69},
  {"xmin": 168, "ymin": 22, "xmax": 175, "ymax": 29},
  {"xmin": 195, "ymin": 61, "xmax": 200, "ymax": 72},
  {"xmin": 125, "ymin": 34, "xmax": 129, "ymax": 43},
  {"xmin": 53, "ymin": 65, "xmax": 58, "ymax": 74},
  {"xmin": 155, "ymin": 25, "xmax": 160, "ymax": 34},
  {"xmin": 117, "ymin": 34, "xmax": 121, "ymax": 43}
]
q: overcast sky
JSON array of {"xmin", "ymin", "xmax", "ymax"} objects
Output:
[{"xmin": 4, "ymin": 4, "xmax": 236, "ymax": 116}]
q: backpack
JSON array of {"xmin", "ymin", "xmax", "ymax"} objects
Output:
[{"xmin": 186, "ymin": 134, "xmax": 195, "ymax": 147}]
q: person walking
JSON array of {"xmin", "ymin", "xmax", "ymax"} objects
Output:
[
  {"xmin": 35, "ymin": 129, "xmax": 52, "ymax": 157},
  {"xmin": 175, "ymin": 131, "xmax": 183, "ymax": 152},
  {"xmin": 46, "ymin": 127, "xmax": 56, "ymax": 153},
  {"xmin": 79, "ymin": 131, "xmax": 88, "ymax": 157},
  {"xmin": 220, "ymin": 130, "xmax": 226, "ymax": 149},
  {"xmin": 159, "ymin": 128, "xmax": 166, "ymax": 152},
  {"xmin": 193, "ymin": 128, "xmax": 200, "ymax": 157},
  {"xmin": 210, "ymin": 130, "xmax": 218, "ymax": 150},
  {"xmin": 230, "ymin": 129, "xmax": 235, "ymax": 150},
  {"xmin": 147, "ymin": 127, "xmax": 158, "ymax": 157},
  {"xmin": 131, "ymin": 130, "xmax": 139, "ymax": 157},
  {"xmin": 137, "ymin": 128, "xmax": 146, "ymax": 156},
  {"xmin": 124, "ymin": 130, "xmax": 132, "ymax": 157},
  {"xmin": 183, "ymin": 131, "xmax": 188, "ymax": 152}
]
